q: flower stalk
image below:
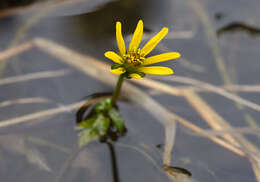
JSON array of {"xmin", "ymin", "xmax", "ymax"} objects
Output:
[{"xmin": 111, "ymin": 74, "xmax": 124, "ymax": 107}]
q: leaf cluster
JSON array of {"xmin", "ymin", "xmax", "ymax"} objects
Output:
[{"xmin": 76, "ymin": 98, "xmax": 125, "ymax": 147}]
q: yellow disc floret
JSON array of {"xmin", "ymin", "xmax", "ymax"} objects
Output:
[{"xmin": 123, "ymin": 49, "xmax": 145, "ymax": 66}]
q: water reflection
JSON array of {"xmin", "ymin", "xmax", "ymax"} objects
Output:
[
  {"xmin": 57, "ymin": 0, "xmax": 154, "ymax": 51},
  {"xmin": 0, "ymin": 0, "xmax": 37, "ymax": 10},
  {"xmin": 0, "ymin": 0, "xmax": 259, "ymax": 181}
]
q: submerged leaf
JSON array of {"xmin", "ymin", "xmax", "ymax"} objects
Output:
[
  {"xmin": 108, "ymin": 107, "xmax": 125, "ymax": 132},
  {"xmin": 77, "ymin": 113, "xmax": 111, "ymax": 147},
  {"xmin": 93, "ymin": 114, "xmax": 110, "ymax": 136},
  {"xmin": 78, "ymin": 129, "xmax": 97, "ymax": 147}
]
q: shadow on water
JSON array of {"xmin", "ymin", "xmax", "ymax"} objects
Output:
[
  {"xmin": 61, "ymin": 0, "xmax": 154, "ymax": 35},
  {"xmin": 217, "ymin": 22, "xmax": 260, "ymax": 37}
]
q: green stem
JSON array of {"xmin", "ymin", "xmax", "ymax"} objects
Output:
[{"xmin": 111, "ymin": 74, "xmax": 124, "ymax": 107}]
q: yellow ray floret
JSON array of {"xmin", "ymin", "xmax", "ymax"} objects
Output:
[
  {"xmin": 110, "ymin": 67, "xmax": 126, "ymax": 75},
  {"xmin": 143, "ymin": 52, "xmax": 181, "ymax": 66},
  {"xmin": 129, "ymin": 73, "xmax": 142, "ymax": 79},
  {"xmin": 116, "ymin": 22, "xmax": 126, "ymax": 55},
  {"xmin": 105, "ymin": 51, "xmax": 123, "ymax": 64},
  {"xmin": 138, "ymin": 66, "xmax": 174, "ymax": 75},
  {"xmin": 128, "ymin": 20, "xmax": 143, "ymax": 52},
  {"xmin": 141, "ymin": 27, "xmax": 168, "ymax": 56}
]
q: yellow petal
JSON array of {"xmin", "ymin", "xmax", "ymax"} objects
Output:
[
  {"xmin": 138, "ymin": 66, "xmax": 174, "ymax": 75},
  {"xmin": 104, "ymin": 51, "xmax": 123, "ymax": 64},
  {"xmin": 143, "ymin": 52, "xmax": 181, "ymax": 66},
  {"xmin": 116, "ymin": 22, "xmax": 126, "ymax": 55},
  {"xmin": 141, "ymin": 27, "xmax": 168, "ymax": 56},
  {"xmin": 128, "ymin": 20, "xmax": 143, "ymax": 52},
  {"xmin": 129, "ymin": 73, "xmax": 142, "ymax": 79},
  {"xmin": 110, "ymin": 67, "xmax": 126, "ymax": 75}
]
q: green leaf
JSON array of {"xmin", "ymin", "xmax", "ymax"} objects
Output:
[
  {"xmin": 103, "ymin": 98, "xmax": 112, "ymax": 110},
  {"xmin": 93, "ymin": 114, "xmax": 110, "ymax": 136},
  {"xmin": 136, "ymin": 72, "xmax": 146, "ymax": 78},
  {"xmin": 78, "ymin": 128, "xmax": 97, "ymax": 147},
  {"xmin": 108, "ymin": 107, "xmax": 125, "ymax": 132},
  {"xmin": 94, "ymin": 99, "xmax": 112, "ymax": 113},
  {"xmin": 75, "ymin": 116, "xmax": 96, "ymax": 130},
  {"xmin": 111, "ymin": 64, "xmax": 122, "ymax": 70},
  {"xmin": 94, "ymin": 101, "xmax": 106, "ymax": 113}
]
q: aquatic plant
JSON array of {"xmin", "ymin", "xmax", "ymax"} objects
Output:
[{"xmin": 77, "ymin": 20, "xmax": 181, "ymax": 147}]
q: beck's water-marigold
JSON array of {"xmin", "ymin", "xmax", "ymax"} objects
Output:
[{"xmin": 105, "ymin": 20, "xmax": 181, "ymax": 79}]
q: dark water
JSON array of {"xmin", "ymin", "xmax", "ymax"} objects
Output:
[{"xmin": 0, "ymin": 0, "xmax": 259, "ymax": 181}]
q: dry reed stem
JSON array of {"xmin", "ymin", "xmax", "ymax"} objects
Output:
[
  {"xmin": 0, "ymin": 38, "xmax": 247, "ymax": 156},
  {"xmin": 188, "ymin": 0, "xmax": 231, "ymax": 85},
  {"xmin": 0, "ymin": 38, "xmax": 178, "ymax": 170},
  {"xmin": 188, "ymin": 1, "xmax": 260, "ymax": 178},
  {"xmin": 189, "ymin": 0, "xmax": 260, "ymax": 144},
  {"xmin": 169, "ymin": 85, "xmax": 260, "ymax": 93},
  {"xmin": 0, "ymin": 97, "xmax": 244, "ymax": 157},
  {"xmin": 163, "ymin": 123, "xmax": 176, "ymax": 165},
  {"xmin": 5, "ymin": 0, "xmax": 87, "ymax": 55},
  {"xmin": 0, "ymin": 38, "xmax": 257, "ymax": 177},
  {"xmin": 0, "ymin": 69, "xmax": 70, "ymax": 85},
  {"xmin": 178, "ymin": 58, "xmax": 205, "ymax": 73},
  {"xmin": 133, "ymin": 68, "xmax": 260, "ymax": 175},
  {"xmin": 183, "ymin": 90, "xmax": 240, "ymax": 147},
  {"xmin": 222, "ymin": 84, "xmax": 260, "ymax": 92},
  {"xmin": 0, "ymin": 97, "xmax": 108, "ymax": 128},
  {"xmin": 0, "ymin": 0, "xmax": 258, "ymax": 177},
  {"xmin": 0, "ymin": 0, "xmax": 84, "ymax": 18},
  {"xmin": 193, "ymin": 127, "xmax": 260, "ymax": 136},
  {"xmin": 168, "ymin": 76, "xmax": 260, "ymax": 112},
  {"xmin": 34, "ymin": 38, "xmax": 249, "ymax": 160},
  {"xmin": 0, "ymin": 101, "xmax": 83, "ymax": 128},
  {"xmin": 146, "ymin": 76, "xmax": 260, "ymax": 113},
  {"xmin": 33, "ymin": 38, "xmax": 177, "ymax": 166},
  {"xmin": 132, "ymin": 77, "xmax": 183, "ymax": 96},
  {"xmin": 0, "ymin": 42, "xmax": 33, "ymax": 61},
  {"xmin": 0, "ymin": 97, "xmax": 52, "ymax": 107},
  {"xmin": 183, "ymin": 91, "xmax": 260, "ymax": 154},
  {"xmin": 183, "ymin": 91, "xmax": 260, "ymax": 169},
  {"xmin": 170, "ymin": 112, "xmax": 245, "ymax": 157},
  {"xmin": 249, "ymin": 157, "xmax": 260, "ymax": 182}
]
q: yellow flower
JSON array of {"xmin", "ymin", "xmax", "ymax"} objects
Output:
[{"xmin": 104, "ymin": 20, "xmax": 181, "ymax": 79}]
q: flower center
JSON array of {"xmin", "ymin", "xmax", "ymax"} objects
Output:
[{"xmin": 123, "ymin": 50, "xmax": 145, "ymax": 66}]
